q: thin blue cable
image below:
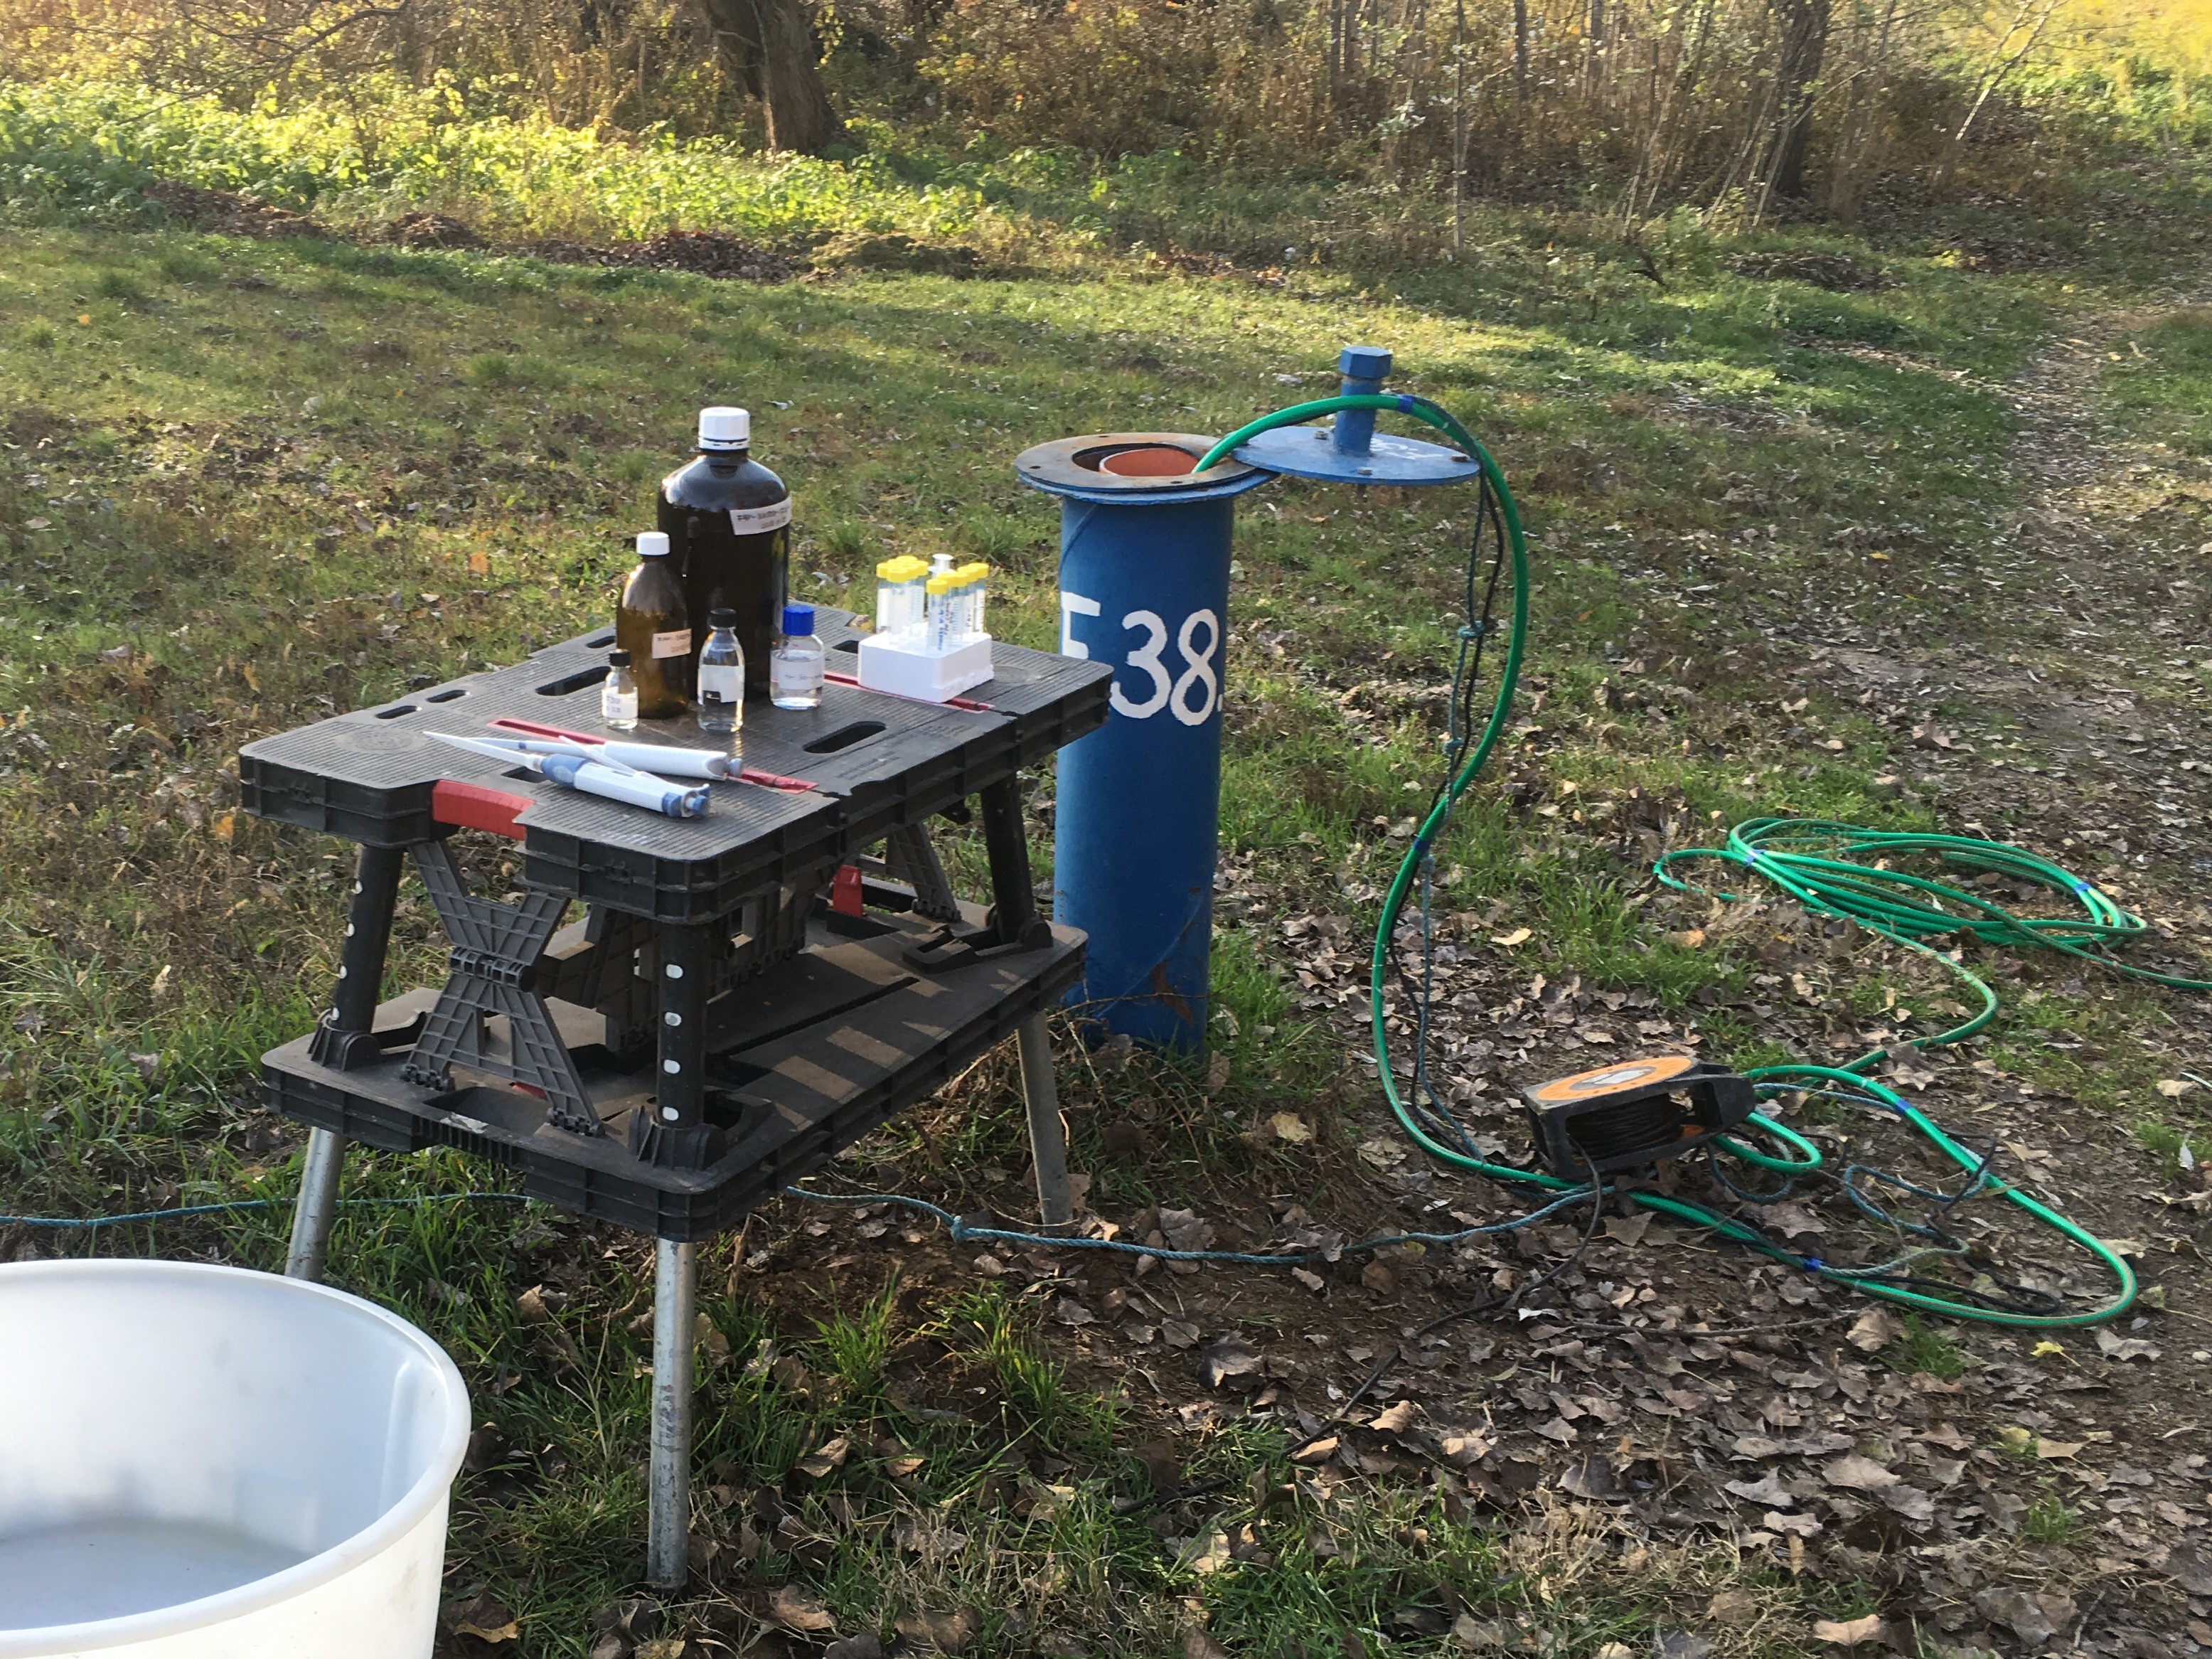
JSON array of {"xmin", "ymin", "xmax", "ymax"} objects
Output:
[
  {"xmin": 778, "ymin": 1183, "xmax": 1599, "ymax": 1264},
  {"xmin": 4, "ymin": 1174, "xmax": 1599, "ymax": 1270},
  {"xmin": 0, "ymin": 1193, "xmax": 530, "ymax": 1229}
]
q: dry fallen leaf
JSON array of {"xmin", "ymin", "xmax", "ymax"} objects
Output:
[
  {"xmin": 2163, "ymin": 1543, "xmax": 2212, "ymax": 1596},
  {"xmin": 2095, "ymin": 1327, "xmax": 2161, "ymax": 1362},
  {"xmin": 1812, "ymin": 1615, "xmax": 1886, "ymax": 1647},
  {"xmin": 449, "ymin": 1592, "xmax": 520, "ymax": 1643},
  {"xmin": 1289, "ymin": 1436, "xmax": 1339, "ymax": 1465},
  {"xmin": 1451, "ymin": 1613, "xmax": 1512, "ymax": 1650},
  {"xmin": 1823, "ymin": 1453, "xmax": 1898, "ymax": 1491},
  {"xmin": 769, "ymin": 1585, "xmax": 837, "ymax": 1634},
  {"xmin": 2157, "ymin": 1078, "xmax": 2196, "ymax": 1099},
  {"xmin": 1369, "ymin": 1399, "xmax": 1418, "ymax": 1435},
  {"xmin": 894, "ymin": 1609, "xmax": 981, "ymax": 1653},
  {"xmin": 1490, "ymin": 926, "xmax": 1533, "ymax": 947},
  {"xmin": 1844, "ymin": 1308, "xmax": 1899, "ymax": 1353},
  {"xmin": 1438, "ymin": 1431, "xmax": 1493, "ymax": 1466},
  {"xmin": 516, "ymin": 1284, "xmax": 552, "ymax": 1324},
  {"xmin": 1706, "ymin": 1588, "xmax": 1760, "ymax": 1627},
  {"xmin": 796, "ymin": 1435, "xmax": 851, "ymax": 1478},
  {"xmin": 1199, "ymin": 1335, "xmax": 1263, "ymax": 1388},
  {"xmin": 1183, "ymin": 1631, "xmax": 1231, "ymax": 1659},
  {"xmin": 1664, "ymin": 928, "xmax": 1706, "ymax": 949},
  {"xmin": 1601, "ymin": 1211, "xmax": 1652, "ymax": 1246},
  {"xmin": 1182, "ymin": 1531, "xmax": 1232, "ymax": 1575},
  {"xmin": 1724, "ymin": 1473, "xmax": 1793, "ymax": 1508},
  {"xmin": 1268, "ymin": 1111, "xmax": 1313, "ymax": 1144}
]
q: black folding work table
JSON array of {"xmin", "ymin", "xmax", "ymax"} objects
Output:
[{"xmin": 240, "ymin": 612, "xmax": 1110, "ymax": 1586}]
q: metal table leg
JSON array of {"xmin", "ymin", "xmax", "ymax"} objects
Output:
[
  {"xmin": 978, "ymin": 779, "xmax": 1073, "ymax": 1232},
  {"xmin": 287, "ymin": 843, "xmax": 405, "ymax": 1281},
  {"xmin": 1017, "ymin": 1015, "xmax": 1072, "ymax": 1232},
  {"xmin": 648, "ymin": 1237, "xmax": 697, "ymax": 1589}
]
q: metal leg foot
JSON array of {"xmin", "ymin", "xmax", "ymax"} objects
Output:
[
  {"xmin": 648, "ymin": 1237, "xmax": 697, "ymax": 1589},
  {"xmin": 284, "ymin": 1126, "xmax": 347, "ymax": 1281},
  {"xmin": 1017, "ymin": 1015, "xmax": 1072, "ymax": 1233}
]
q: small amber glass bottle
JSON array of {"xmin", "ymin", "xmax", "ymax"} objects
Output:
[{"xmin": 615, "ymin": 530, "xmax": 692, "ymax": 719}]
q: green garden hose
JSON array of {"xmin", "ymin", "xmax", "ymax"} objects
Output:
[{"xmin": 1204, "ymin": 394, "xmax": 2149, "ymax": 1326}]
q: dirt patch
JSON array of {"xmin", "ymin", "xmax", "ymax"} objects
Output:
[
  {"xmin": 813, "ymin": 233, "xmax": 979, "ymax": 277},
  {"xmin": 1729, "ymin": 250, "xmax": 1895, "ymax": 292},
  {"xmin": 376, "ymin": 210, "xmax": 486, "ymax": 250},
  {"xmin": 136, "ymin": 179, "xmax": 799, "ymax": 282},
  {"xmin": 144, "ymin": 179, "xmax": 318, "ymax": 238}
]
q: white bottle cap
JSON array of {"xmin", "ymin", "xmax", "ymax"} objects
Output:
[
  {"xmin": 638, "ymin": 530, "xmax": 670, "ymax": 557},
  {"xmin": 698, "ymin": 406, "xmax": 749, "ymax": 449},
  {"xmin": 931, "ymin": 552, "xmax": 956, "ymax": 575}
]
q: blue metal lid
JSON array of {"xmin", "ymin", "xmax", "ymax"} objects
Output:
[{"xmin": 1232, "ymin": 422, "xmax": 1480, "ymax": 487}]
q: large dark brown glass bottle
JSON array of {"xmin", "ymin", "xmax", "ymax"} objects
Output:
[
  {"xmin": 658, "ymin": 405, "xmax": 789, "ymax": 698},
  {"xmin": 614, "ymin": 530, "xmax": 691, "ymax": 719}
]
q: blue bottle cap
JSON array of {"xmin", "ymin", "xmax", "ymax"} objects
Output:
[{"xmin": 781, "ymin": 602, "xmax": 815, "ymax": 636}]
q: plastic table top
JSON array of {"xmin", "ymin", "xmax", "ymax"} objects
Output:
[{"xmin": 240, "ymin": 612, "xmax": 1111, "ymax": 923}]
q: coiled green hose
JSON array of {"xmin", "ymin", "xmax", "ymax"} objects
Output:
[{"xmin": 1201, "ymin": 395, "xmax": 2147, "ymax": 1326}]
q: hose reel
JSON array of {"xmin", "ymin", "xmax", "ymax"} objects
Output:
[{"xmin": 1522, "ymin": 1055, "xmax": 1758, "ymax": 1178}]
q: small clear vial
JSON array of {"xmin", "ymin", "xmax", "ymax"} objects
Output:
[
  {"xmin": 771, "ymin": 602, "xmax": 825, "ymax": 710},
  {"xmin": 957, "ymin": 562, "xmax": 990, "ymax": 640},
  {"xmin": 602, "ymin": 649, "xmax": 639, "ymax": 730},
  {"xmin": 696, "ymin": 607, "xmax": 744, "ymax": 750},
  {"xmin": 925, "ymin": 574, "xmax": 955, "ymax": 653},
  {"xmin": 876, "ymin": 555, "xmax": 927, "ymax": 641}
]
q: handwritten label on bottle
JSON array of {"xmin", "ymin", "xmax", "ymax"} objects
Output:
[
  {"xmin": 698, "ymin": 665, "xmax": 740, "ymax": 706},
  {"xmin": 651, "ymin": 629, "xmax": 692, "ymax": 658},
  {"xmin": 727, "ymin": 501, "xmax": 793, "ymax": 535}
]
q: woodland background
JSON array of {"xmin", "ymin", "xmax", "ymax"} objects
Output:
[{"xmin": 0, "ymin": 0, "xmax": 2206, "ymax": 236}]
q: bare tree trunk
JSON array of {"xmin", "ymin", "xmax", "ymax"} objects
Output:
[
  {"xmin": 702, "ymin": 0, "xmax": 843, "ymax": 152},
  {"xmin": 1512, "ymin": 0, "xmax": 1529, "ymax": 100},
  {"xmin": 1765, "ymin": 0, "xmax": 1829, "ymax": 200},
  {"xmin": 1451, "ymin": 0, "xmax": 1466, "ymax": 248}
]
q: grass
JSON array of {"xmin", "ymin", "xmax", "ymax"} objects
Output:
[
  {"xmin": 3, "ymin": 95, "xmax": 2211, "ymax": 1652},
  {"xmin": 2104, "ymin": 307, "xmax": 2212, "ymax": 456},
  {"xmin": 2019, "ymin": 1495, "xmax": 2082, "ymax": 1546},
  {"xmin": 1887, "ymin": 1316, "xmax": 1968, "ymax": 1381}
]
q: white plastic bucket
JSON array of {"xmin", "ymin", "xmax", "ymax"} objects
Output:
[{"xmin": 0, "ymin": 1259, "xmax": 470, "ymax": 1659}]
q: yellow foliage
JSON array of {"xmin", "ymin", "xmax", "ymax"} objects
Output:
[{"xmin": 2049, "ymin": 0, "xmax": 2212, "ymax": 76}]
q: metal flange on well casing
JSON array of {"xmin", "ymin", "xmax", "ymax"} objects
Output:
[
  {"xmin": 1232, "ymin": 346, "xmax": 1481, "ymax": 486},
  {"xmin": 1013, "ymin": 432, "xmax": 1270, "ymax": 506}
]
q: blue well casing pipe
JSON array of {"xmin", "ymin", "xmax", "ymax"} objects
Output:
[{"xmin": 1013, "ymin": 434, "xmax": 1269, "ymax": 1050}]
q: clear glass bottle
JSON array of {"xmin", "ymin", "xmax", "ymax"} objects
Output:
[
  {"xmin": 771, "ymin": 602, "xmax": 825, "ymax": 710},
  {"xmin": 696, "ymin": 607, "xmax": 744, "ymax": 748},
  {"xmin": 602, "ymin": 649, "xmax": 639, "ymax": 730}
]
